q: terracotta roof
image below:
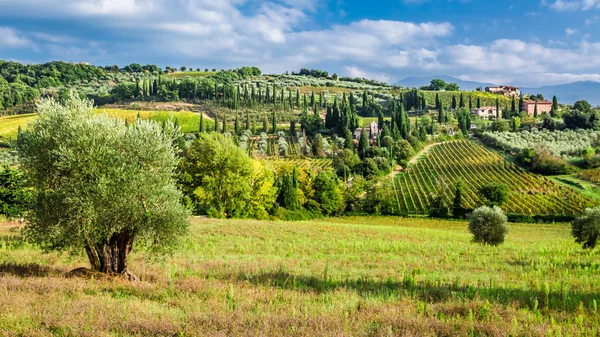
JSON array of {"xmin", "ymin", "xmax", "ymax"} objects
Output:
[{"xmin": 524, "ymin": 100, "xmax": 552, "ymax": 104}]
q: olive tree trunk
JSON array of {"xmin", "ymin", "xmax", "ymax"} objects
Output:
[{"xmin": 84, "ymin": 231, "xmax": 139, "ymax": 281}]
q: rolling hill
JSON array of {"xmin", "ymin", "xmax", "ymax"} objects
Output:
[{"xmin": 396, "ymin": 76, "xmax": 600, "ymax": 106}]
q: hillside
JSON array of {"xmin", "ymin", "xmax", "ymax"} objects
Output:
[
  {"xmin": 396, "ymin": 75, "xmax": 495, "ymax": 91},
  {"xmin": 521, "ymin": 81, "xmax": 600, "ymax": 106},
  {"xmin": 397, "ymin": 75, "xmax": 600, "ymax": 106}
]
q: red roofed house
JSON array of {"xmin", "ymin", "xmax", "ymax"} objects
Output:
[{"xmin": 522, "ymin": 100, "xmax": 553, "ymax": 116}]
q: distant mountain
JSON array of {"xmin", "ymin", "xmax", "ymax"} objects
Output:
[
  {"xmin": 396, "ymin": 75, "xmax": 495, "ymax": 91},
  {"xmin": 396, "ymin": 76, "xmax": 600, "ymax": 106},
  {"xmin": 520, "ymin": 81, "xmax": 600, "ymax": 106}
]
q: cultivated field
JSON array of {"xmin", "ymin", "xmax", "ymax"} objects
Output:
[
  {"xmin": 1, "ymin": 217, "xmax": 599, "ymax": 336},
  {"xmin": 395, "ymin": 140, "xmax": 596, "ymax": 216},
  {"xmin": 0, "ymin": 109, "xmax": 213, "ymax": 140}
]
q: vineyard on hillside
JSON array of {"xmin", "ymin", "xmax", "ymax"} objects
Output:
[
  {"xmin": 394, "ymin": 140, "xmax": 596, "ymax": 216},
  {"xmin": 577, "ymin": 168, "xmax": 600, "ymax": 184}
]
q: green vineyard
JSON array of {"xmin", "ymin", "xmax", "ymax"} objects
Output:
[{"xmin": 395, "ymin": 140, "xmax": 597, "ymax": 216}]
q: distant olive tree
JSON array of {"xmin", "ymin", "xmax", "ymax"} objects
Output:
[
  {"xmin": 468, "ymin": 206, "xmax": 508, "ymax": 246},
  {"xmin": 17, "ymin": 95, "xmax": 189, "ymax": 280},
  {"xmin": 572, "ymin": 208, "xmax": 600, "ymax": 249}
]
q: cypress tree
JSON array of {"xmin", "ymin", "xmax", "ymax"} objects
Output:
[
  {"xmin": 435, "ymin": 93, "xmax": 440, "ymax": 111},
  {"xmin": 290, "ymin": 120, "xmax": 296, "ymax": 134},
  {"xmin": 452, "ymin": 96, "xmax": 457, "ymax": 110},
  {"xmin": 453, "ymin": 181, "xmax": 464, "ymax": 218},
  {"xmin": 511, "ymin": 96, "xmax": 516, "ymax": 114},
  {"xmin": 272, "ymin": 110, "xmax": 277, "ymax": 134},
  {"xmin": 438, "ymin": 106, "xmax": 445, "ymax": 124},
  {"xmin": 534, "ymin": 101, "xmax": 538, "ymax": 118},
  {"xmin": 469, "ymin": 96, "xmax": 473, "ymax": 110},
  {"xmin": 262, "ymin": 114, "xmax": 269, "ymax": 133},
  {"xmin": 552, "ymin": 95, "xmax": 558, "ymax": 111},
  {"xmin": 319, "ymin": 93, "xmax": 323, "ymax": 108},
  {"xmin": 222, "ymin": 116, "xmax": 226, "ymax": 133},
  {"xmin": 362, "ymin": 91, "xmax": 368, "ymax": 111},
  {"xmin": 246, "ymin": 112, "xmax": 250, "ymax": 130},
  {"xmin": 377, "ymin": 111, "xmax": 384, "ymax": 130},
  {"xmin": 303, "ymin": 93, "xmax": 308, "ymax": 110},
  {"xmin": 296, "ymin": 89, "xmax": 300, "ymax": 108},
  {"xmin": 496, "ymin": 98, "xmax": 500, "ymax": 119},
  {"xmin": 477, "ymin": 97, "xmax": 481, "ymax": 109},
  {"xmin": 235, "ymin": 113, "xmax": 240, "ymax": 135},
  {"xmin": 358, "ymin": 128, "xmax": 369, "ymax": 159},
  {"xmin": 310, "ymin": 91, "xmax": 315, "ymax": 107},
  {"xmin": 519, "ymin": 95, "xmax": 524, "ymax": 113},
  {"xmin": 459, "ymin": 93, "xmax": 465, "ymax": 108},
  {"xmin": 344, "ymin": 128, "xmax": 355, "ymax": 152},
  {"xmin": 214, "ymin": 115, "xmax": 219, "ymax": 133},
  {"xmin": 199, "ymin": 113, "xmax": 204, "ymax": 132}
]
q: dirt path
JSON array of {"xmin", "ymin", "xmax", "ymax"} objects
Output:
[{"xmin": 407, "ymin": 142, "xmax": 440, "ymax": 166}]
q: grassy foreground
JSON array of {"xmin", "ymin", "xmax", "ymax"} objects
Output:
[{"xmin": 1, "ymin": 216, "xmax": 599, "ymax": 336}]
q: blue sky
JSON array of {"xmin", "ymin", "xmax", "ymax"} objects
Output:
[{"xmin": 0, "ymin": 0, "xmax": 599, "ymax": 86}]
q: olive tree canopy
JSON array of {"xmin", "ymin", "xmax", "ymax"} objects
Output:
[{"xmin": 17, "ymin": 95, "xmax": 189, "ymax": 279}]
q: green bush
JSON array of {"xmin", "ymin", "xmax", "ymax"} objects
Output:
[
  {"xmin": 478, "ymin": 182, "xmax": 508, "ymax": 207},
  {"xmin": 468, "ymin": 206, "xmax": 508, "ymax": 246},
  {"xmin": 572, "ymin": 208, "xmax": 600, "ymax": 249}
]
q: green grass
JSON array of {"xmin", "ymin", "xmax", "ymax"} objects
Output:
[
  {"xmin": 549, "ymin": 175, "xmax": 600, "ymax": 202},
  {"xmin": 1, "ymin": 216, "xmax": 599, "ymax": 336}
]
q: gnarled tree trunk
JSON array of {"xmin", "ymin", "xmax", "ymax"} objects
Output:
[{"xmin": 84, "ymin": 231, "xmax": 139, "ymax": 281}]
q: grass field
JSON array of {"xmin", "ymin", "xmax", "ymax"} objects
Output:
[
  {"xmin": 0, "ymin": 109, "xmax": 214, "ymax": 139},
  {"xmin": 395, "ymin": 140, "xmax": 597, "ymax": 216},
  {"xmin": 0, "ymin": 114, "xmax": 38, "ymax": 140},
  {"xmin": 1, "ymin": 216, "xmax": 599, "ymax": 336}
]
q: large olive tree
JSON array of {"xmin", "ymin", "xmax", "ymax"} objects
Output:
[{"xmin": 17, "ymin": 95, "xmax": 189, "ymax": 279}]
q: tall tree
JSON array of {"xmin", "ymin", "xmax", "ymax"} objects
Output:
[
  {"xmin": 17, "ymin": 95, "xmax": 189, "ymax": 279},
  {"xmin": 534, "ymin": 101, "xmax": 538, "ymax": 118},
  {"xmin": 272, "ymin": 110, "xmax": 277, "ymax": 134},
  {"xmin": 358, "ymin": 128, "xmax": 369, "ymax": 159},
  {"xmin": 477, "ymin": 97, "xmax": 481, "ymax": 109},
  {"xmin": 459, "ymin": 94, "xmax": 465, "ymax": 108},
  {"xmin": 496, "ymin": 98, "xmax": 500, "ymax": 119},
  {"xmin": 511, "ymin": 96, "xmax": 516, "ymax": 114},
  {"xmin": 199, "ymin": 113, "xmax": 204, "ymax": 133}
]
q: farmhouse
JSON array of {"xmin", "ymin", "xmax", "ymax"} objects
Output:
[
  {"xmin": 471, "ymin": 106, "xmax": 498, "ymax": 118},
  {"xmin": 485, "ymin": 86, "xmax": 521, "ymax": 97},
  {"xmin": 354, "ymin": 122, "xmax": 379, "ymax": 140},
  {"xmin": 522, "ymin": 100, "xmax": 553, "ymax": 116}
]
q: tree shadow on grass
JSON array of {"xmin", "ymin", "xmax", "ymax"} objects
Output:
[
  {"xmin": 234, "ymin": 270, "xmax": 600, "ymax": 313},
  {"xmin": 0, "ymin": 262, "xmax": 62, "ymax": 277}
]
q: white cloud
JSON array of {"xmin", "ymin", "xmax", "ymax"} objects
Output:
[
  {"xmin": 566, "ymin": 27, "xmax": 579, "ymax": 35},
  {"xmin": 0, "ymin": 27, "xmax": 32, "ymax": 48},
  {"xmin": 546, "ymin": 0, "xmax": 600, "ymax": 11},
  {"xmin": 344, "ymin": 66, "xmax": 391, "ymax": 83}
]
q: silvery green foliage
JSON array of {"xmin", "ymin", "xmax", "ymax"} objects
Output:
[
  {"xmin": 17, "ymin": 94, "xmax": 190, "ymax": 257},
  {"xmin": 239, "ymin": 130, "xmax": 253, "ymax": 151},
  {"xmin": 322, "ymin": 136, "xmax": 331, "ymax": 156},
  {"xmin": 333, "ymin": 135, "xmax": 346, "ymax": 151},
  {"xmin": 0, "ymin": 150, "xmax": 18, "ymax": 166},
  {"xmin": 277, "ymin": 131, "xmax": 288, "ymax": 156},
  {"xmin": 572, "ymin": 207, "xmax": 600, "ymax": 249},
  {"xmin": 296, "ymin": 131, "xmax": 311, "ymax": 156},
  {"xmin": 258, "ymin": 132, "xmax": 269, "ymax": 154},
  {"xmin": 482, "ymin": 129, "xmax": 600, "ymax": 157},
  {"xmin": 468, "ymin": 206, "xmax": 508, "ymax": 246}
]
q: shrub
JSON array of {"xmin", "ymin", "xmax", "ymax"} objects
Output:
[
  {"xmin": 531, "ymin": 150, "xmax": 577, "ymax": 175},
  {"xmin": 468, "ymin": 206, "xmax": 508, "ymax": 246},
  {"xmin": 478, "ymin": 182, "xmax": 508, "ymax": 207},
  {"xmin": 572, "ymin": 208, "xmax": 600, "ymax": 249}
]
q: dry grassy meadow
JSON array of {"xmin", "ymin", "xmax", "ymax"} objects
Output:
[{"xmin": 1, "ymin": 216, "xmax": 599, "ymax": 336}]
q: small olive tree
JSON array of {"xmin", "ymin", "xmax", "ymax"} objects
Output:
[
  {"xmin": 572, "ymin": 208, "xmax": 600, "ymax": 249},
  {"xmin": 468, "ymin": 206, "xmax": 508, "ymax": 246},
  {"xmin": 17, "ymin": 95, "xmax": 189, "ymax": 279}
]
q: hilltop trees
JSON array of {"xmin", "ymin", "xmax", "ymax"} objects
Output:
[{"xmin": 17, "ymin": 95, "xmax": 189, "ymax": 279}]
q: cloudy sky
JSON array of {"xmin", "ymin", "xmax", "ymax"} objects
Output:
[{"xmin": 1, "ymin": 0, "xmax": 600, "ymax": 87}]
